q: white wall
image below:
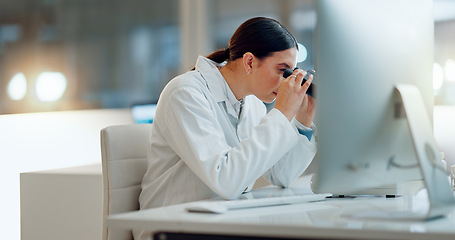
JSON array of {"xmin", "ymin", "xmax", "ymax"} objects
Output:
[{"xmin": 0, "ymin": 109, "xmax": 133, "ymax": 240}]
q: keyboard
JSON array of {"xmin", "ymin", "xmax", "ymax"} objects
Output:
[{"xmin": 185, "ymin": 193, "xmax": 330, "ymax": 214}]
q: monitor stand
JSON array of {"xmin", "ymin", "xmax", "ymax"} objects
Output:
[
  {"xmin": 351, "ymin": 84, "xmax": 455, "ymax": 220},
  {"xmin": 395, "ymin": 84, "xmax": 455, "ymax": 219}
]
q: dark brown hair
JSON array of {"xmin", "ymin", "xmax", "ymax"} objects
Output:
[{"xmin": 196, "ymin": 17, "xmax": 298, "ymax": 68}]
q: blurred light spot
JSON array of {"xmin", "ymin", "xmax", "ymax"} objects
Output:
[
  {"xmin": 297, "ymin": 42, "xmax": 308, "ymax": 63},
  {"xmin": 444, "ymin": 59, "xmax": 455, "ymax": 82},
  {"xmin": 36, "ymin": 72, "xmax": 67, "ymax": 102},
  {"xmin": 433, "ymin": 63, "xmax": 444, "ymax": 91},
  {"xmin": 7, "ymin": 72, "xmax": 27, "ymax": 100}
]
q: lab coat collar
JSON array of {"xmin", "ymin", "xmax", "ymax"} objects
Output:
[{"xmin": 195, "ymin": 56, "xmax": 243, "ymax": 118}]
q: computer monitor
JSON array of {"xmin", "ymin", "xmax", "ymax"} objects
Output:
[{"xmin": 313, "ymin": 0, "xmax": 454, "ymax": 218}]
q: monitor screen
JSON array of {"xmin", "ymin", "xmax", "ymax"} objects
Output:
[{"xmin": 313, "ymin": 0, "xmax": 434, "ymax": 195}]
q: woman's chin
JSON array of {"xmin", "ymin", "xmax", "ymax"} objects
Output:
[{"xmin": 262, "ymin": 97, "xmax": 276, "ymax": 104}]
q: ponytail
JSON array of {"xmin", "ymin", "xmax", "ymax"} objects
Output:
[
  {"xmin": 191, "ymin": 48, "xmax": 229, "ymax": 70},
  {"xmin": 207, "ymin": 48, "xmax": 230, "ymax": 63}
]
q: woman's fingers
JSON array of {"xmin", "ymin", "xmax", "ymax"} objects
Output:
[
  {"xmin": 275, "ymin": 69, "xmax": 312, "ymax": 121},
  {"xmin": 287, "ymin": 69, "xmax": 304, "ymax": 85},
  {"xmin": 301, "ymin": 73, "xmax": 313, "ymax": 93},
  {"xmin": 289, "ymin": 69, "xmax": 312, "ymax": 96}
]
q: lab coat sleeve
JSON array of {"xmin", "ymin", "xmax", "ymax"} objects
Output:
[
  {"xmin": 263, "ymin": 118, "xmax": 317, "ymax": 188},
  {"xmin": 162, "ymin": 85, "xmax": 300, "ymax": 199}
]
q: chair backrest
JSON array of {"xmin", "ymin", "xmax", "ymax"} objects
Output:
[{"xmin": 100, "ymin": 124, "xmax": 152, "ymax": 240}]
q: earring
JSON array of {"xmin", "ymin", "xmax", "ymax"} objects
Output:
[{"xmin": 247, "ymin": 70, "xmax": 251, "ymax": 75}]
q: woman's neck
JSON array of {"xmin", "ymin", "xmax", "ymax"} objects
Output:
[{"xmin": 219, "ymin": 60, "xmax": 250, "ymax": 101}]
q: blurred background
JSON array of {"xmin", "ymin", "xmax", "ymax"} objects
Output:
[
  {"xmin": 0, "ymin": 0, "xmax": 455, "ymax": 114},
  {"xmin": 1, "ymin": 0, "xmax": 452, "ymax": 115},
  {"xmin": 0, "ymin": 0, "xmax": 313, "ymax": 114}
]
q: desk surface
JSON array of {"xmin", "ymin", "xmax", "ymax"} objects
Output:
[{"xmin": 107, "ymin": 180, "xmax": 455, "ymax": 240}]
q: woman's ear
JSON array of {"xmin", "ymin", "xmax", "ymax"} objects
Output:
[{"xmin": 243, "ymin": 52, "xmax": 254, "ymax": 75}]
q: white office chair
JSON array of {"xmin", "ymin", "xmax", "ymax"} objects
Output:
[{"xmin": 100, "ymin": 124, "xmax": 152, "ymax": 240}]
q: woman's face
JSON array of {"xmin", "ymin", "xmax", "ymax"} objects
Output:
[{"xmin": 250, "ymin": 47, "xmax": 297, "ymax": 103}]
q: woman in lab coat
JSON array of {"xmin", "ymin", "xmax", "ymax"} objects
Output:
[{"xmin": 137, "ymin": 16, "xmax": 316, "ymax": 231}]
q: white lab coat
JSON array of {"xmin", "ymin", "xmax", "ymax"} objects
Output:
[
  {"xmin": 138, "ymin": 55, "xmax": 316, "ymax": 210},
  {"xmin": 134, "ymin": 56, "xmax": 316, "ymax": 240}
]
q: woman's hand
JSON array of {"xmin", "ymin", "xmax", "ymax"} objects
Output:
[
  {"xmin": 295, "ymin": 88, "xmax": 316, "ymax": 128},
  {"xmin": 274, "ymin": 69, "xmax": 313, "ymax": 122}
]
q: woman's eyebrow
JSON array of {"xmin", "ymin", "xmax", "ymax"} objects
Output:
[{"xmin": 278, "ymin": 63, "xmax": 291, "ymax": 69}]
